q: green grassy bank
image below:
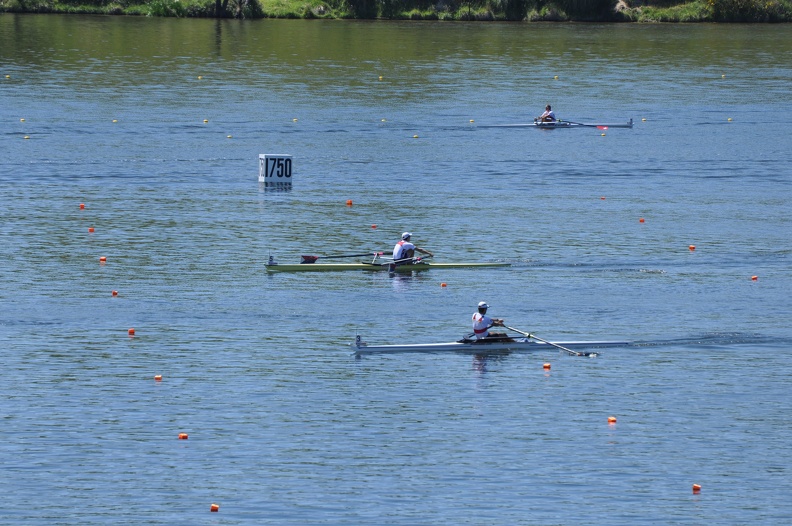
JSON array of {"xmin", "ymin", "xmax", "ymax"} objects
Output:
[{"xmin": 1, "ymin": 0, "xmax": 790, "ymax": 22}]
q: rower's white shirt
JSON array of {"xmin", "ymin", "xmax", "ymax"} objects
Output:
[
  {"xmin": 393, "ymin": 240, "xmax": 415, "ymax": 260},
  {"xmin": 540, "ymin": 109, "xmax": 556, "ymax": 120},
  {"xmin": 472, "ymin": 312, "xmax": 493, "ymax": 339}
]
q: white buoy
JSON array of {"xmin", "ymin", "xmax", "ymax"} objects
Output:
[{"xmin": 259, "ymin": 154, "xmax": 293, "ymax": 187}]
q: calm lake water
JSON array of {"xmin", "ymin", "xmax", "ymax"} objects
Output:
[{"xmin": 2, "ymin": 14, "xmax": 792, "ymax": 525}]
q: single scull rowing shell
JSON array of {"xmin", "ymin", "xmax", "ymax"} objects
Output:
[
  {"xmin": 266, "ymin": 261, "xmax": 510, "ymax": 272},
  {"xmin": 480, "ymin": 119, "xmax": 634, "ymax": 129},
  {"xmin": 351, "ymin": 335, "xmax": 629, "ymax": 355}
]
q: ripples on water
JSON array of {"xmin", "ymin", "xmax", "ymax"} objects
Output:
[{"xmin": 2, "ymin": 15, "xmax": 792, "ymax": 525}]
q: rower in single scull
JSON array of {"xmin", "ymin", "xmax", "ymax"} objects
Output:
[
  {"xmin": 392, "ymin": 232, "xmax": 433, "ymax": 266},
  {"xmin": 536, "ymin": 104, "xmax": 556, "ymax": 123},
  {"xmin": 472, "ymin": 301, "xmax": 511, "ymax": 340}
]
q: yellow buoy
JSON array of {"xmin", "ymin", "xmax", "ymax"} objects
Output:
[{"xmin": 727, "ymin": 118, "xmax": 732, "ymax": 121}]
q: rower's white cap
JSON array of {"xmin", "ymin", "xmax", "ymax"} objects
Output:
[
  {"xmin": 401, "ymin": 232, "xmax": 412, "ymax": 240},
  {"xmin": 478, "ymin": 301, "xmax": 489, "ymax": 309}
]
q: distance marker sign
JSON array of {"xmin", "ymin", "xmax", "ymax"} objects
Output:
[{"xmin": 258, "ymin": 154, "xmax": 293, "ymax": 186}]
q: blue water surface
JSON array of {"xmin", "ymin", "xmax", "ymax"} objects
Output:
[{"xmin": 1, "ymin": 15, "xmax": 791, "ymax": 525}]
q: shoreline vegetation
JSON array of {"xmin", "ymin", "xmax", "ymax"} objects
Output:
[{"xmin": 1, "ymin": 0, "xmax": 790, "ymax": 22}]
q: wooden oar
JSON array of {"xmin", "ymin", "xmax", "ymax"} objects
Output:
[
  {"xmin": 300, "ymin": 252, "xmax": 383, "ymax": 264},
  {"xmin": 504, "ymin": 326, "xmax": 598, "ymax": 357}
]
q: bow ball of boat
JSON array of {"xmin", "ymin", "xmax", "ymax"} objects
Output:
[
  {"xmin": 351, "ymin": 336, "xmax": 630, "ymax": 355},
  {"xmin": 265, "ymin": 260, "xmax": 511, "ymax": 273}
]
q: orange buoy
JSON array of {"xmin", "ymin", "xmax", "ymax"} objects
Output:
[
  {"xmin": 178, "ymin": 433, "xmax": 188, "ymax": 440},
  {"xmin": 689, "ymin": 245, "xmax": 696, "ymax": 251},
  {"xmin": 128, "ymin": 328, "xmax": 135, "ymax": 336},
  {"xmin": 99, "ymin": 256, "xmax": 107, "ymax": 262},
  {"xmin": 346, "ymin": 199, "xmax": 353, "ymax": 206},
  {"xmin": 79, "ymin": 203, "xmax": 85, "ymax": 210},
  {"xmin": 440, "ymin": 282, "xmax": 447, "ymax": 287},
  {"xmin": 154, "ymin": 375, "xmax": 162, "ymax": 381},
  {"xmin": 639, "ymin": 218, "xmax": 645, "ymax": 223},
  {"xmin": 692, "ymin": 484, "xmax": 701, "ymax": 493},
  {"xmin": 600, "ymin": 196, "xmax": 606, "ymax": 200},
  {"xmin": 111, "ymin": 290, "xmax": 118, "ymax": 296},
  {"xmin": 543, "ymin": 363, "xmax": 551, "ymax": 370},
  {"xmin": 88, "ymin": 227, "xmax": 94, "ymax": 233},
  {"xmin": 608, "ymin": 416, "xmax": 617, "ymax": 424},
  {"xmin": 751, "ymin": 275, "xmax": 758, "ymax": 281},
  {"xmin": 371, "ymin": 224, "xmax": 377, "ymax": 229},
  {"xmin": 210, "ymin": 503, "xmax": 219, "ymax": 512}
]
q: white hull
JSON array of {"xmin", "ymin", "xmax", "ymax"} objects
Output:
[
  {"xmin": 351, "ymin": 336, "xmax": 629, "ymax": 355},
  {"xmin": 266, "ymin": 261, "xmax": 510, "ymax": 272},
  {"xmin": 480, "ymin": 119, "xmax": 633, "ymax": 129}
]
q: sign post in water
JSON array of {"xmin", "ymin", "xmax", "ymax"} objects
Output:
[{"xmin": 259, "ymin": 154, "xmax": 293, "ymax": 187}]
